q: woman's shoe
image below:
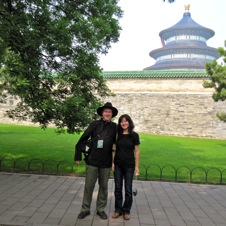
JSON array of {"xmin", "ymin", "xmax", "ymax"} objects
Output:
[
  {"xmin": 112, "ymin": 212, "xmax": 121, "ymax": 218},
  {"xmin": 123, "ymin": 214, "xmax": 130, "ymax": 220}
]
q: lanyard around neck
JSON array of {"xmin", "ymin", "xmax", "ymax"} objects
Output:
[{"xmin": 98, "ymin": 122, "xmax": 109, "ymax": 140}]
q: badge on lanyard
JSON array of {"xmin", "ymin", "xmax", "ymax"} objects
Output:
[{"xmin": 97, "ymin": 139, "xmax": 104, "ymax": 149}]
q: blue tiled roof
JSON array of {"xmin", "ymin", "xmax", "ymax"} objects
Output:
[
  {"xmin": 172, "ymin": 12, "xmax": 202, "ymax": 28},
  {"xmin": 147, "ymin": 8, "xmax": 218, "ymax": 71},
  {"xmin": 159, "ymin": 12, "xmax": 215, "ymax": 40}
]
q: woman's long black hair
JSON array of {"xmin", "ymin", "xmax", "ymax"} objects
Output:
[{"xmin": 117, "ymin": 114, "xmax": 135, "ymax": 137}]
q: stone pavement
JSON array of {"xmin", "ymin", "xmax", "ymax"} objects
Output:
[{"xmin": 0, "ymin": 173, "xmax": 226, "ymax": 226}]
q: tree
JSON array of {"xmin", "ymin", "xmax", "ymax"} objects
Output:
[
  {"xmin": 0, "ymin": 0, "xmax": 175, "ymax": 134},
  {"xmin": 203, "ymin": 40, "xmax": 226, "ymax": 122},
  {"xmin": 0, "ymin": 0, "xmax": 123, "ymax": 133}
]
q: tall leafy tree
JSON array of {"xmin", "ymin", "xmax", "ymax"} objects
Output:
[
  {"xmin": 204, "ymin": 41, "xmax": 226, "ymax": 122},
  {"xmin": 0, "ymin": 0, "xmax": 175, "ymax": 133},
  {"xmin": 0, "ymin": 0, "xmax": 123, "ymax": 133}
]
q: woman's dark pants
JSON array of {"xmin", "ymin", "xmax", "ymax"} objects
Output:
[{"xmin": 114, "ymin": 164, "xmax": 135, "ymax": 214}]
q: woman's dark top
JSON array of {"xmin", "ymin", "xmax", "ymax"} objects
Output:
[{"xmin": 114, "ymin": 132, "xmax": 140, "ymax": 168}]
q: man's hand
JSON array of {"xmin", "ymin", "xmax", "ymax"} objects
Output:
[{"xmin": 75, "ymin": 161, "xmax": 81, "ymax": 165}]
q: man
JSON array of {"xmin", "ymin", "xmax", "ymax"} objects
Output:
[{"xmin": 74, "ymin": 102, "xmax": 118, "ymax": 220}]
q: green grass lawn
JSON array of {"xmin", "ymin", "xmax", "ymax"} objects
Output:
[{"xmin": 1, "ymin": 124, "xmax": 226, "ymax": 184}]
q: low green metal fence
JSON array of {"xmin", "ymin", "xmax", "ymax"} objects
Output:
[
  {"xmin": 0, "ymin": 156, "xmax": 226, "ymax": 184},
  {"xmin": 139, "ymin": 163, "xmax": 226, "ymax": 184}
]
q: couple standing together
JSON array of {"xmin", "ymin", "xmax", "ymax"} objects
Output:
[{"xmin": 74, "ymin": 102, "xmax": 140, "ymax": 221}]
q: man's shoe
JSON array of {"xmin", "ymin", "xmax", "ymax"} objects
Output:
[
  {"xmin": 112, "ymin": 212, "xmax": 122, "ymax": 219},
  {"xmin": 97, "ymin": 211, "xmax": 108, "ymax": 219},
  {"xmin": 77, "ymin": 211, "xmax": 90, "ymax": 219}
]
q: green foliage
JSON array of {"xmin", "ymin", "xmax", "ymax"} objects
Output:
[
  {"xmin": 0, "ymin": 0, "xmax": 122, "ymax": 133},
  {"xmin": 204, "ymin": 41, "xmax": 226, "ymax": 122}
]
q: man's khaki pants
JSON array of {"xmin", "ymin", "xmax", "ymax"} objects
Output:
[{"xmin": 81, "ymin": 164, "xmax": 111, "ymax": 212}]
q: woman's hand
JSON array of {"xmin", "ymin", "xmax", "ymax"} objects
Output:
[
  {"xmin": 135, "ymin": 167, "xmax": 139, "ymax": 176},
  {"xmin": 112, "ymin": 163, "xmax": 115, "ymax": 172}
]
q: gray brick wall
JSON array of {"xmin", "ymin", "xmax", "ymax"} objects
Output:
[
  {"xmin": 1, "ymin": 88, "xmax": 226, "ymax": 139},
  {"xmin": 103, "ymin": 92, "xmax": 226, "ymax": 139}
]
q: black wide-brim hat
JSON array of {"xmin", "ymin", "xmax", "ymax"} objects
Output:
[{"xmin": 97, "ymin": 102, "xmax": 118, "ymax": 118}]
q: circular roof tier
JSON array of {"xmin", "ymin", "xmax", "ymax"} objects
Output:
[
  {"xmin": 150, "ymin": 46, "xmax": 220, "ymax": 59},
  {"xmin": 144, "ymin": 59, "xmax": 210, "ymax": 70},
  {"xmin": 159, "ymin": 5, "xmax": 215, "ymax": 40}
]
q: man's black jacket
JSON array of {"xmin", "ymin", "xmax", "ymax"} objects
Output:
[{"xmin": 74, "ymin": 119, "xmax": 117, "ymax": 168}]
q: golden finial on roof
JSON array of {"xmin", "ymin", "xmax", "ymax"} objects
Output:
[{"xmin": 185, "ymin": 4, "xmax": 190, "ymax": 12}]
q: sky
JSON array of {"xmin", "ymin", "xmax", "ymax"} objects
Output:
[{"xmin": 99, "ymin": 0, "xmax": 226, "ymax": 71}]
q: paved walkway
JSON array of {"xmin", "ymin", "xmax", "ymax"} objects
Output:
[{"xmin": 0, "ymin": 173, "xmax": 226, "ymax": 226}]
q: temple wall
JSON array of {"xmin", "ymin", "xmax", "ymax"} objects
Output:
[
  {"xmin": 102, "ymin": 92, "xmax": 226, "ymax": 139},
  {"xmin": 103, "ymin": 78, "xmax": 226, "ymax": 139},
  {"xmin": 1, "ymin": 78, "xmax": 226, "ymax": 139},
  {"xmin": 0, "ymin": 96, "xmax": 38, "ymax": 126},
  {"xmin": 106, "ymin": 78, "xmax": 214, "ymax": 93}
]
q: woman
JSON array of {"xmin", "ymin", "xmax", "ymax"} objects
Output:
[{"xmin": 112, "ymin": 114, "xmax": 140, "ymax": 220}]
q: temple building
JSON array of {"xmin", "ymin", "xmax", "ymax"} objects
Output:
[
  {"xmin": 99, "ymin": 4, "xmax": 226, "ymax": 139},
  {"xmin": 144, "ymin": 4, "xmax": 220, "ymax": 70}
]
